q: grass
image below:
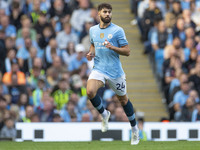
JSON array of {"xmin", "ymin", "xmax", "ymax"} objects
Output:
[{"xmin": 0, "ymin": 141, "xmax": 200, "ymax": 150}]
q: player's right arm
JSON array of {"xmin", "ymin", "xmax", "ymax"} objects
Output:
[{"xmin": 86, "ymin": 44, "xmax": 95, "ymax": 61}]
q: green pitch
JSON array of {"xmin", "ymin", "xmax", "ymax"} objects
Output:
[{"xmin": 0, "ymin": 141, "xmax": 200, "ymax": 150}]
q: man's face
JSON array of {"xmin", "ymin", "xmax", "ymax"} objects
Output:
[{"xmin": 99, "ymin": 8, "xmax": 112, "ymax": 23}]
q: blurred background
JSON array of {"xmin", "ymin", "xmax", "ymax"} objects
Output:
[{"xmin": 0, "ymin": 0, "xmax": 200, "ymax": 141}]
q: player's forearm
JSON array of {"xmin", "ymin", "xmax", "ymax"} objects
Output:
[
  {"xmin": 110, "ymin": 45, "xmax": 130, "ymax": 56},
  {"xmin": 89, "ymin": 44, "xmax": 95, "ymax": 53}
]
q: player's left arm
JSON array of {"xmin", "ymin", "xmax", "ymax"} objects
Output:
[{"xmin": 105, "ymin": 39, "xmax": 130, "ymax": 56}]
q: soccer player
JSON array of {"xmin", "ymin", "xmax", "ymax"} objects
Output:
[{"xmin": 86, "ymin": 3, "xmax": 139, "ymax": 145}]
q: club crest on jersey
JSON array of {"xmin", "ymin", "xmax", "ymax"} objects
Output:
[
  {"xmin": 100, "ymin": 33, "xmax": 104, "ymax": 38},
  {"xmin": 108, "ymin": 34, "xmax": 113, "ymax": 39}
]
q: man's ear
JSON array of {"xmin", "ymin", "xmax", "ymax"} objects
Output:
[{"xmin": 98, "ymin": 11, "xmax": 101, "ymax": 16}]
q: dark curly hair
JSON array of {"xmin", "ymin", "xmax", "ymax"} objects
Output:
[{"xmin": 98, "ymin": 3, "xmax": 112, "ymax": 11}]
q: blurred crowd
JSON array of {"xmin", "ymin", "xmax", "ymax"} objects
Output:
[
  {"xmin": 130, "ymin": 0, "xmax": 200, "ymax": 122},
  {"xmin": 0, "ymin": 0, "xmax": 130, "ymax": 139}
]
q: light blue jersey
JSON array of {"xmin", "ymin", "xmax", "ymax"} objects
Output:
[{"xmin": 89, "ymin": 23, "xmax": 128, "ymax": 79}]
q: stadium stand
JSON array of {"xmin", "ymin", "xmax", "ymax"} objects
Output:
[{"xmin": 130, "ymin": 0, "xmax": 200, "ymax": 122}]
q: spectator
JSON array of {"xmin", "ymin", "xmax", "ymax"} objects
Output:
[
  {"xmin": 7, "ymin": 73, "xmax": 26, "ymax": 104},
  {"xmin": 68, "ymin": 44, "xmax": 88, "ymax": 72},
  {"xmin": 81, "ymin": 113, "xmax": 91, "ymax": 122},
  {"xmin": 51, "ymin": 78, "xmax": 73, "ymax": 110},
  {"xmin": 141, "ymin": 0, "xmax": 162, "ymax": 41},
  {"xmin": 30, "ymin": 113, "xmax": 40, "ymax": 122},
  {"xmin": 60, "ymin": 100, "xmax": 81, "ymax": 122},
  {"xmin": 4, "ymin": 36, "xmax": 16, "ymax": 52},
  {"xmin": 0, "ymin": 82, "xmax": 10, "ymax": 102},
  {"xmin": 69, "ymin": 93, "xmax": 84, "ymax": 119},
  {"xmin": 48, "ymin": 55, "xmax": 66, "ymax": 76},
  {"xmin": 9, "ymin": 1, "xmax": 24, "ymax": 30},
  {"xmin": 192, "ymin": 101, "xmax": 200, "ymax": 122},
  {"xmin": 113, "ymin": 107, "xmax": 127, "ymax": 122},
  {"xmin": 50, "ymin": 15, "xmax": 62, "ymax": 34},
  {"xmin": 135, "ymin": 0, "xmax": 149, "ymax": 34},
  {"xmin": 32, "ymin": 76, "xmax": 46, "ymax": 109},
  {"xmin": 22, "ymin": 0, "xmax": 33, "ymax": 14},
  {"xmin": 138, "ymin": 118, "xmax": 147, "ymax": 141},
  {"xmin": 79, "ymin": 17, "xmax": 94, "ymax": 43},
  {"xmin": 38, "ymin": 25, "xmax": 55, "ymax": 49},
  {"xmin": 40, "ymin": 0, "xmax": 51, "ymax": 12},
  {"xmin": 0, "ymin": 109, "xmax": 11, "ymax": 130},
  {"xmin": 0, "ymin": 118, "xmax": 16, "ymax": 139},
  {"xmin": 16, "ymin": 37, "xmax": 38, "ymax": 64},
  {"xmin": 173, "ymin": 80, "xmax": 190, "ymax": 121},
  {"xmin": 71, "ymin": 74, "xmax": 87, "ymax": 97},
  {"xmin": 16, "ymin": 27, "xmax": 38, "ymax": 49},
  {"xmin": 46, "ymin": 67, "xmax": 59, "ymax": 87},
  {"xmin": 183, "ymin": 48, "xmax": 198, "ymax": 74},
  {"xmin": 9, "ymin": 104, "xmax": 20, "ymax": 122},
  {"xmin": 29, "ymin": 0, "xmax": 43, "ymax": 24},
  {"xmin": 90, "ymin": 7, "xmax": 99, "ymax": 25},
  {"xmin": 21, "ymin": 47, "xmax": 38, "ymax": 74},
  {"xmin": 2, "ymin": 61, "xmax": 26, "ymax": 86},
  {"xmin": 32, "ymin": 57, "xmax": 45, "ymax": 72},
  {"xmin": 189, "ymin": 63, "xmax": 200, "ymax": 96},
  {"xmin": 172, "ymin": 17, "xmax": 186, "ymax": 47},
  {"xmin": 44, "ymin": 38, "xmax": 61, "ymax": 68},
  {"xmin": 34, "ymin": 11, "xmax": 52, "ymax": 38},
  {"xmin": 0, "ymin": 15, "xmax": 16, "ymax": 37},
  {"xmin": 49, "ymin": 0, "xmax": 71, "ymax": 23},
  {"xmin": 17, "ymin": 15, "xmax": 37, "ymax": 41},
  {"xmin": 0, "ymin": 95, "xmax": 7, "ymax": 116},
  {"xmin": 151, "ymin": 19, "xmax": 173, "ymax": 51},
  {"xmin": 181, "ymin": 96, "xmax": 195, "ymax": 121},
  {"xmin": 27, "ymin": 66, "xmax": 42, "ymax": 90},
  {"xmin": 18, "ymin": 93, "xmax": 29, "ymax": 120},
  {"xmin": 56, "ymin": 22, "xmax": 78, "ymax": 50},
  {"xmin": 182, "ymin": 9, "xmax": 196, "ymax": 29},
  {"xmin": 90, "ymin": 108, "xmax": 101, "ymax": 122},
  {"xmin": 0, "ymin": 30, "xmax": 6, "ymax": 72},
  {"xmin": 70, "ymin": 0, "xmax": 91, "ymax": 33},
  {"xmin": 52, "ymin": 113, "xmax": 63, "ymax": 122},
  {"xmin": 60, "ymin": 71, "xmax": 70, "ymax": 83},
  {"xmin": 60, "ymin": 42, "xmax": 76, "ymax": 66},
  {"xmin": 37, "ymin": 100, "xmax": 54, "ymax": 122},
  {"xmin": 185, "ymin": 26, "xmax": 195, "ymax": 41},
  {"xmin": 20, "ymin": 105, "xmax": 34, "ymax": 122},
  {"xmin": 163, "ymin": 55, "xmax": 183, "ymax": 104},
  {"xmin": 183, "ymin": 38, "xmax": 195, "ymax": 62},
  {"xmin": 164, "ymin": 37, "xmax": 185, "ymax": 62},
  {"xmin": 189, "ymin": 89, "xmax": 200, "ymax": 103},
  {"xmin": 169, "ymin": 73, "xmax": 188, "ymax": 101},
  {"xmin": 4, "ymin": 49, "xmax": 17, "ymax": 73},
  {"xmin": 165, "ymin": 1, "xmax": 182, "ymax": 29}
]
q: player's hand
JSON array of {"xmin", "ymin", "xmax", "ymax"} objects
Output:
[
  {"xmin": 86, "ymin": 51, "xmax": 95, "ymax": 61},
  {"xmin": 104, "ymin": 39, "xmax": 114, "ymax": 50}
]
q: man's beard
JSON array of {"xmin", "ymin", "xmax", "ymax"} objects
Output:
[{"xmin": 100, "ymin": 16, "xmax": 111, "ymax": 23}]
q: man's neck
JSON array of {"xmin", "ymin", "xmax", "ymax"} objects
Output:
[{"xmin": 99, "ymin": 22, "xmax": 111, "ymax": 29}]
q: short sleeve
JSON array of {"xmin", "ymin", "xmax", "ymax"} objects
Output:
[
  {"xmin": 116, "ymin": 27, "xmax": 128, "ymax": 47},
  {"xmin": 89, "ymin": 28, "xmax": 94, "ymax": 44}
]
